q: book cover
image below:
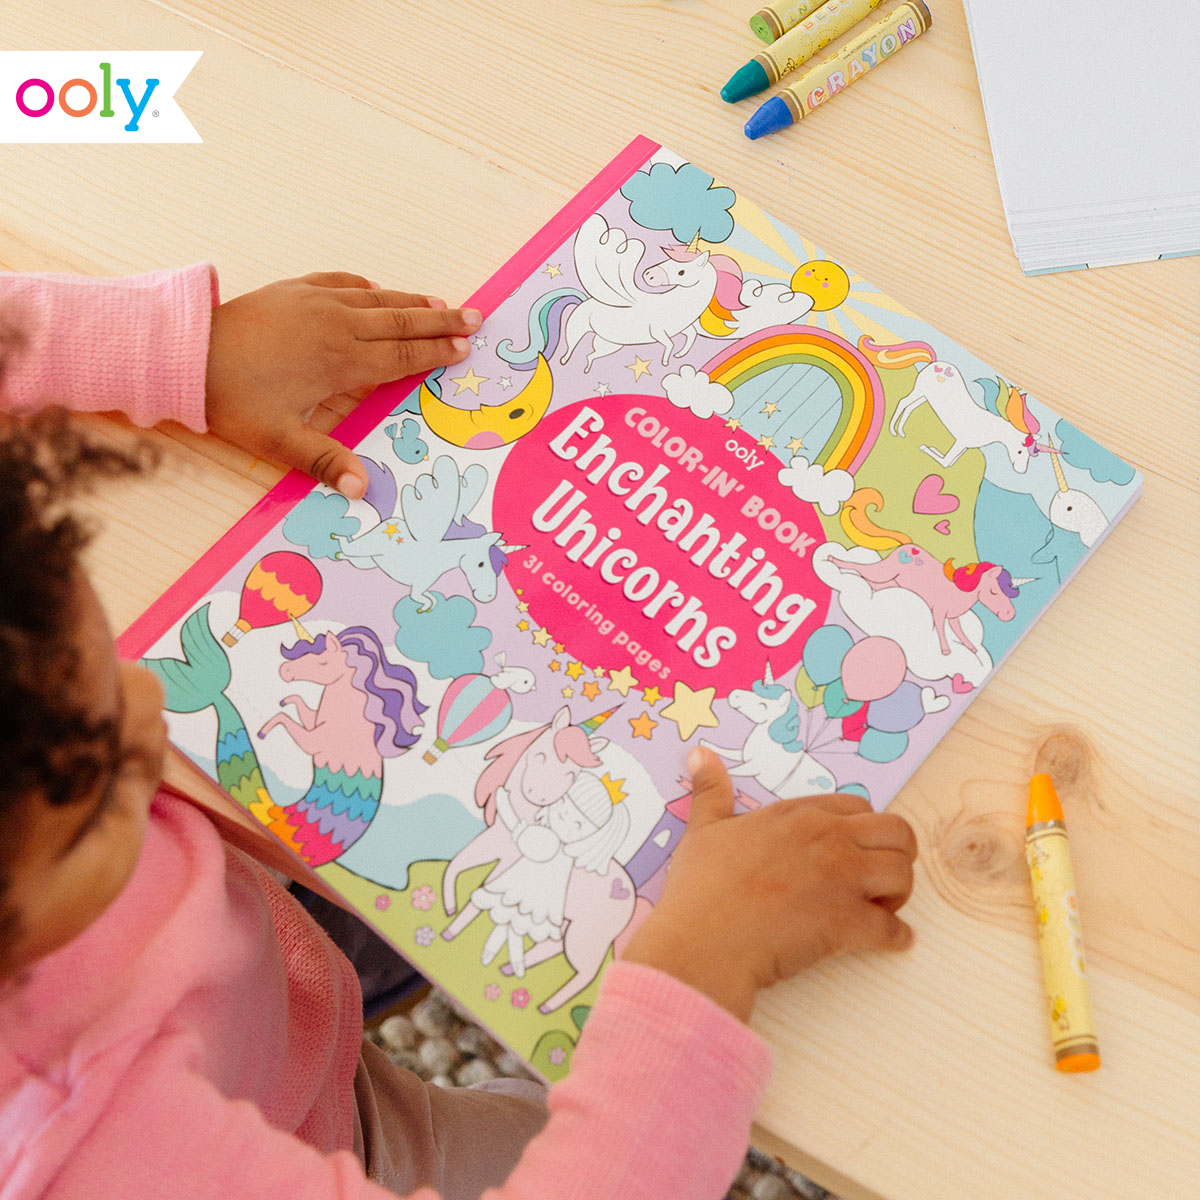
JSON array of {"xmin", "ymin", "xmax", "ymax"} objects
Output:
[{"xmin": 120, "ymin": 136, "xmax": 1142, "ymax": 1078}]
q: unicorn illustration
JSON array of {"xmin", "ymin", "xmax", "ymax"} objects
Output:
[
  {"xmin": 442, "ymin": 705, "xmax": 641, "ymax": 1012},
  {"xmin": 860, "ymin": 337, "xmax": 1049, "ymax": 474},
  {"xmin": 332, "ymin": 455, "xmax": 521, "ymax": 611},
  {"xmin": 699, "ymin": 663, "xmax": 837, "ymax": 795},
  {"xmin": 141, "ymin": 606, "xmax": 426, "ymax": 866}
]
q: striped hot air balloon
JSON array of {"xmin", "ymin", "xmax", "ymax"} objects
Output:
[
  {"xmin": 423, "ymin": 673, "xmax": 515, "ymax": 764},
  {"xmin": 223, "ymin": 551, "xmax": 323, "ymax": 647}
]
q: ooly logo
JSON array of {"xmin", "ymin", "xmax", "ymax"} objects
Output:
[{"xmin": 0, "ymin": 51, "xmax": 201, "ymax": 143}]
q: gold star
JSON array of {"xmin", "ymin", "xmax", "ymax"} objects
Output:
[
  {"xmin": 517, "ymin": 619, "xmax": 530, "ymax": 632},
  {"xmin": 593, "ymin": 666, "xmax": 607, "ymax": 678},
  {"xmin": 725, "ymin": 417, "xmax": 742, "ymax": 431},
  {"xmin": 627, "ymin": 356, "xmax": 652, "ymax": 381},
  {"xmin": 516, "ymin": 600, "xmax": 530, "ymax": 613},
  {"xmin": 544, "ymin": 263, "xmax": 563, "ymax": 278},
  {"xmin": 553, "ymin": 642, "xmax": 565, "ymax": 655},
  {"xmin": 532, "ymin": 626, "xmax": 552, "ymax": 647},
  {"xmin": 761, "ymin": 401, "xmax": 780, "ymax": 417},
  {"xmin": 581, "ymin": 680, "xmax": 601, "ymax": 701},
  {"xmin": 629, "ymin": 711, "xmax": 658, "ymax": 740},
  {"xmin": 549, "ymin": 659, "xmax": 562, "ymax": 673},
  {"xmin": 384, "ymin": 522, "xmax": 400, "ymax": 539},
  {"xmin": 607, "ymin": 665, "xmax": 638, "ymax": 696},
  {"xmin": 642, "ymin": 685, "xmax": 663, "ymax": 705},
  {"xmin": 660, "ymin": 681, "xmax": 720, "ymax": 740},
  {"xmin": 786, "ymin": 436, "xmax": 806, "ymax": 452},
  {"xmin": 757, "ymin": 434, "xmax": 775, "ymax": 451},
  {"xmin": 450, "ymin": 366, "xmax": 488, "ymax": 395},
  {"xmin": 565, "ymin": 661, "xmax": 584, "ymax": 680},
  {"xmin": 561, "ymin": 686, "xmax": 574, "ymax": 698}
]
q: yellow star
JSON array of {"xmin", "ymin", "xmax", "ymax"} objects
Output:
[
  {"xmin": 607, "ymin": 664, "xmax": 638, "ymax": 696},
  {"xmin": 660, "ymin": 681, "xmax": 720, "ymax": 740},
  {"xmin": 517, "ymin": 619, "xmax": 530, "ymax": 632},
  {"xmin": 384, "ymin": 522, "xmax": 399, "ymax": 538},
  {"xmin": 532, "ymin": 627, "xmax": 552, "ymax": 647},
  {"xmin": 786, "ymin": 436, "xmax": 806, "ymax": 453},
  {"xmin": 581, "ymin": 680, "xmax": 601, "ymax": 701},
  {"xmin": 516, "ymin": 600, "xmax": 529, "ymax": 613},
  {"xmin": 565, "ymin": 661, "xmax": 584, "ymax": 680},
  {"xmin": 725, "ymin": 417, "xmax": 742, "ymax": 432},
  {"xmin": 627, "ymin": 356, "xmax": 652, "ymax": 381},
  {"xmin": 757, "ymin": 434, "xmax": 775, "ymax": 451},
  {"xmin": 593, "ymin": 666, "xmax": 607, "ymax": 679},
  {"xmin": 553, "ymin": 642, "xmax": 565, "ymax": 655},
  {"xmin": 544, "ymin": 263, "xmax": 563, "ymax": 278},
  {"xmin": 450, "ymin": 366, "xmax": 488, "ymax": 395},
  {"xmin": 761, "ymin": 401, "xmax": 780, "ymax": 417},
  {"xmin": 561, "ymin": 686, "xmax": 574, "ymax": 698},
  {"xmin": 549, "ymin": 659, "xmax": 562, "ymax": 673},
  {"xmin": 629, "ymin": 711, "xmax": 658, "ymax": 740},
  {"xmin": 642, "ymin": 685, "xmax": 663, "ymax": 705}
]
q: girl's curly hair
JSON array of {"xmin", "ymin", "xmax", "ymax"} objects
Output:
[{"xmin": 0, "ymin": 325, "xmax": 158, "ymax": 964}]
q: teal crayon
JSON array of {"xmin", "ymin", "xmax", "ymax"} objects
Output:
[{"xmin": 744, "ymin": 0, "xmax": 932, "ymax": 138}]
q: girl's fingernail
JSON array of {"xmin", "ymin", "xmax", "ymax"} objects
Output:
[
  {"xmin": 463, "ymin": 308, "xmax": 482, "ymax": 329},
  {"xmin": 687, "ymin": 747, "xmax": 706, "ymax": 775},
  {"xmin": 452, "ymin": 337, "xmax": 470, "ymax": 354},
  {"xmin": 427, "ymin": 296, "xmax": 448, "ymax": 309},
  {"xmin": 336, "ymin": 472, "xmax": 366, "ymax": 500}
]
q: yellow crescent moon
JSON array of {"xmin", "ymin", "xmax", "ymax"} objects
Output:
[{"xmin": 419, "ymin": 353, "xmax": 554, "ymax": 449}]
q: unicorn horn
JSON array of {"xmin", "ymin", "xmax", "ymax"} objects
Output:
[
  {"xmin": 687, "ymin": 230, "xmax": 701, "ymax": 253},
  {"xmin": 291, "ymin": 614, "xmax": 315, "ymax": 642},
  {"xmin": 1051, "ymin": 446, "xmax": 1070, "ymax": 493},
  {"xmin": 580, "ymin": 704, "xmax": 622, "ymax": 733},
  {"xmin": 1009, "ymin": 577, "xmax": 1038, "ymax": 587}
]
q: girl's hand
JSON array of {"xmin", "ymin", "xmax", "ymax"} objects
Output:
[
  {"xmin": 621, "ymin": 748, "xmax": 917, "ymax": 1021},
  {"xmin": 204, "ymin": 272, "xmax": 480, "ymax": 498}
]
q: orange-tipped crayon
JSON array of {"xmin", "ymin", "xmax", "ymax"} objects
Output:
[{"xmin": 1025, "ymin": 774, "xmax": 1101, "ymax": 1072}]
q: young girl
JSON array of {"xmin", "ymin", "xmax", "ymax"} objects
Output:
[{"xmin": 0, "ymin": 264, "xmax": 918, "ymax": 1200}]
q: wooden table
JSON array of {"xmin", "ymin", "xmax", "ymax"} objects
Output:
[{"xmin": 4, "ymin": 3, "xmax": 1197, "ymax": 1197}]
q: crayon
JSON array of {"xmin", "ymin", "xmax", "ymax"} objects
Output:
[
  {"xmin": 1024, "ymin": 774, "xmax": 1101, "ymax": 1073},
  {"xmin": 749, "ymin": 0, "xmax": 827, "ymax": 46},
  {"xmin": 744, "ymin": 0, "xmax": 931, "ymax": 139},
  {"xmin": 723, "ymin": 0, "xmax": 884, "ymax": 102}
]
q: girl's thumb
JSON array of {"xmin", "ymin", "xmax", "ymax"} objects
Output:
[
  {"xmin": 277, "ymin": 423, "xmax": 367, "ymax": 499},
  {"xmin": 686, "ymin": 746, "xmax": 735, "ymax": 828}
]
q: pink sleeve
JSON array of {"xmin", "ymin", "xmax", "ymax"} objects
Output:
[
  {"xmin": 486, "ymin": 961, "xmax": 773, "ymax": 1200},
  {"xmin": 0, "ymin": 263, "xmax": 218, "ymax": 432},
  {"xmin": 39, "ymin": 963, "xmax": 768, "ymax": 1200}
]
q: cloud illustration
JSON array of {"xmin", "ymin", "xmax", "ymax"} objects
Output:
[
  {"xmin": 393, "ymin": 591, "xmax": 491, "ymax": 679},
  {"xmin": 778, "ymin": 456, "xmax": 855, "ymax": 515},
  {"xmin": 283, "ymin": 492, "xmax": 359, "ymax": 559},
  {"xmin": 661, "ymin": 365, "xmax": 734, "ymax": 419},
  {"xmin": 621, "ymin": 161, "xmax": 736, "ymax": 244}
]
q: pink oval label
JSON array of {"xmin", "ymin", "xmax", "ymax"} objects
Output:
[{"xmin": 493, "ymin": 396, "xmax": 829, "ymax": 695}]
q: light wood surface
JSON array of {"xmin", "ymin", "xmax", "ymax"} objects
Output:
[{"xmin": 3, "ymin": 3, "xmax": 1197, "ymax": 1198}]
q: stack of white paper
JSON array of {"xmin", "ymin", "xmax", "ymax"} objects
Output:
[{"xmin": 963, "ymin": 0, "xmax": 1200, "ymax": 274}]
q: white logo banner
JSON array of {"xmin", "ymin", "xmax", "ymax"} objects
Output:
[{"xmin": 0, "ymin": 51, "xmax": 201, "ymax": 143}]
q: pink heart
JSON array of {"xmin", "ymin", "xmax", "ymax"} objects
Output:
[
  {"xmin": 951, "ymin": 674, "xmax": 974, "ymax": 694},
  {"xmin": 934, "ymin": 519, "xmax": 951, "ymax": 535},
  {"xmin": 913, "ymin": 474, "xmax": 960, "ymax": 515},
  {"xmin": 610, "ymin": 878, "xmax": 631, "ymax": 900}
]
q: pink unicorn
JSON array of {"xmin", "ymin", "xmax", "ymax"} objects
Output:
[
  {"xmin": 828, "ymin": 546, "xmax": 1032, "ymax": 656},
  {"xmin": 441, "ymin": 705, "xmax": 642, "ymax": 1013}
]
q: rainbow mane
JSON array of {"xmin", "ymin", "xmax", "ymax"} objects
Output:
[
  {"xmin": 979, "ymin": 377, "xmax": 1039, "ymax": 438},
  {"xmin": 857, "ymin": 336, "xmax": 935, "ymax": 370}
]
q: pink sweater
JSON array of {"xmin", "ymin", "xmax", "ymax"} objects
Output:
[{"xmin": 0, "ymin": 266, "xmax": 773, "ymax": 1200}]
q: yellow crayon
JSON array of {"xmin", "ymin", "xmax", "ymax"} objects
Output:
[
  {"xmin": 723, "ymin": 0, "xmax": 885, "ymax": 101},
  {"xmin": 1025, "ymin": 773, "xmax": 1101, "ymax": 1072},
  {"xmin": 749, "ymin": 0, "xmax": 827, "ymax": 45}
]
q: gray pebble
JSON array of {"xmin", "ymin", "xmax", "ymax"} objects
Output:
[
  {"xmin": 412, "ymin": 992, "xmax": 458, "ymax": 1038},
  {"xmin": 377, "ymin": 1014, "xmax": 416, "ymax": 1052},
  {"xmin": 454, "ymin": 1057, "xmax": 499, "ymax": 1086},
  {"xmin": 383, "ymin": 1047, "xmax": 425, "ymax": 1077},
  {"xmin": 750, "ymin": 1172, "xmax": 795, "ymax": 1200},
  {"xmin": 417, "ymin": 1036, "xmax": 461, "ymax": 1077},
  {"xmin": 429, "ymin": 1073, "xmax": 454, "ymax": 1089},
  {"xmin": 494, "ymin": 1049, "xmax": 533, "ymax": 1079},
  {"xmin": 455, "ymin": 1025, "xmax": 501, "ymax": 1060},
  {"xmin": 785, "ymin": 1168, "xmax": 832, "ymax": 1199}
]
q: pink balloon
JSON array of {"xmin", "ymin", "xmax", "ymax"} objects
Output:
[{"xmin": 841, "ymin": 637, "xmax": 907, "ymax": 702}]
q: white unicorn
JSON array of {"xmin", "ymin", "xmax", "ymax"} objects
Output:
[
  {"xmin": 559, "ymin": 214, "xmax": 746, "ymax": 372},
  {"xmin": 699, "ymin": 664, "xmax": 837, "ymax": 796}
]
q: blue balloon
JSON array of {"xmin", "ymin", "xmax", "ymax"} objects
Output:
[
  {"xmin": 803, "ymin": 624, "xmax": 854, "ymax": 686},
  {"xmin": 859, "ymin": 728, "xmax": 909, "ymax": 764}
]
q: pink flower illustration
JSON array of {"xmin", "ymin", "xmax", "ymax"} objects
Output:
[
  {"xmin": 374, "ymin": 894, "xmax": 391, "ymax": 911},
  {"xmin": 411, "ymin": 885, "xmax": 435, "ymax": 911},
  {"xmin": 548, "ymin": 1046, "xmax": 567, "ymax": 1065},
  {"xmin": 484, "ymin": 983, "xmax": 502, "ymax": 1002},
  {"xmin": 511, "ymin": 988, "xmax": 531, "ymax": 1009},
  {"xmin": 414, "ymin": 925, "xmax": 435, "ymax": 947}
]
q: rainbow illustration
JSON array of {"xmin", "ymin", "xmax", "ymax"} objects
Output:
[{"xmin": 701, "ymin": 325, "xmax": 885, "ymax": 474}]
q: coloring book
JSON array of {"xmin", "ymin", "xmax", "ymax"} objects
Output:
[{"xmin": 120, "ymin": 137, "xmax": 1142, "ymax": 1078}]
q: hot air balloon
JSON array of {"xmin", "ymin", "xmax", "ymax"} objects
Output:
[
  {"xmin": 423, "ymin": 673, "xmax": 515, "ymax": 764},
  {"xmin": 222, "ymin": 551, "xmax": 323, "ymax": 647}
]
